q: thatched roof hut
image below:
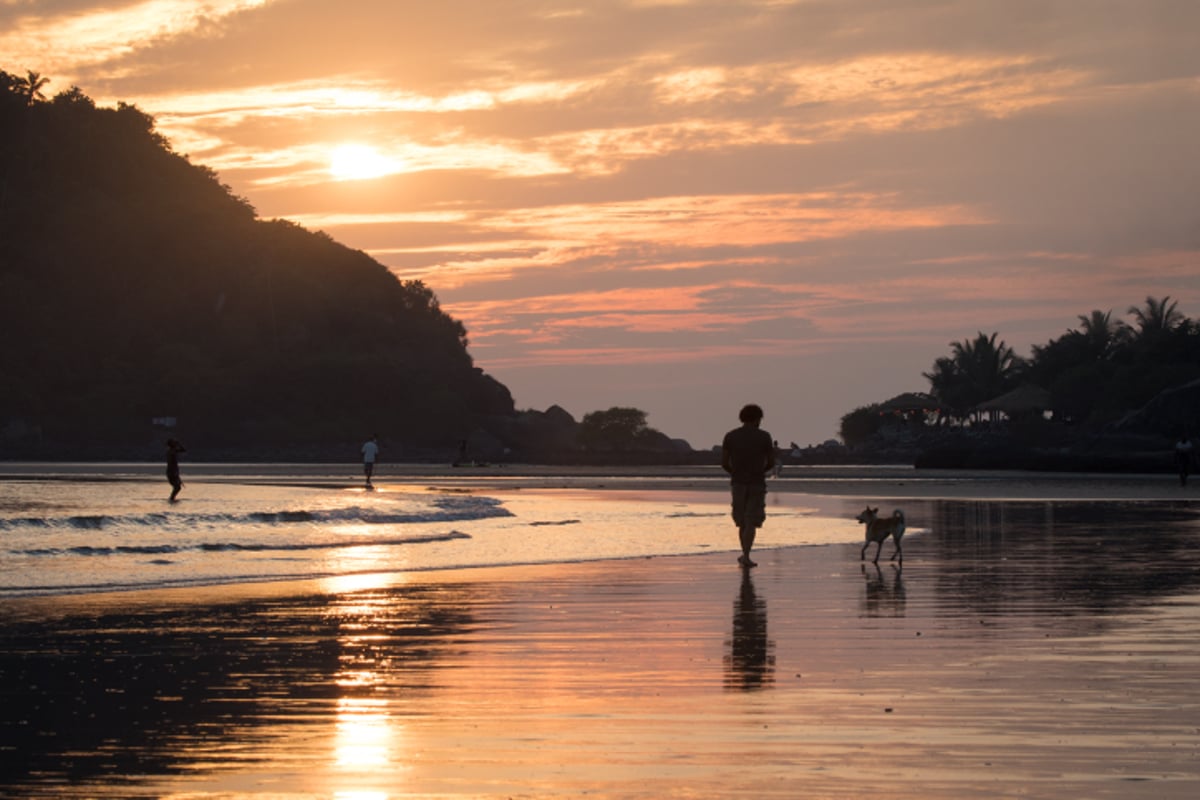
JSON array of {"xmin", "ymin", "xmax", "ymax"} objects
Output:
[
  {"xmin": 879, "ymin": 392, "xmax": 939, "ymax": 413},
  {"xmin": 977, "ymin": 385, "xmax": 1052, "ymax": 417}
]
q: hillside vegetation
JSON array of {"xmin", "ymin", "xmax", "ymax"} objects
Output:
[{"xmin": 1, "ymin": 71, "xmax": 515, "ymax": 458}]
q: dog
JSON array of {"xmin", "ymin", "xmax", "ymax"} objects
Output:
[{"xmin": 856, "ymin": 506, "xmax": 906, "ymax": 566}]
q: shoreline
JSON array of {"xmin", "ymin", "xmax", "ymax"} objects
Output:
[
  {"xmin": 1, "ymin": 464, "xmax": 1195, "ymax": 605},
  {"xmin": 1, "ymin": 460, "xmax": 1194, "ymax": 501}
]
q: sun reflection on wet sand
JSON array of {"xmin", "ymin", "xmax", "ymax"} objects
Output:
[
  {"xmin": 333, "ymin": 697, "xmax": 395, "ymax": 768},
  {"xmin": 321, "ymin": 571, "xmax": 402, "ymax": 597},
  {"xmin": 325, "ymin": 586, "xmax": 417, "ymax": 797}
]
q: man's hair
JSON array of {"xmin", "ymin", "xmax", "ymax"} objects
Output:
[{"xmin": 738, "ymin": 404, "xmax": 764, "ymax": 424}]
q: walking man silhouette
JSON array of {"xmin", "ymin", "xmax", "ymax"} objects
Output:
[{"xmin": 721, "ymin": 404, "xmax": 775, "ymax": 568}]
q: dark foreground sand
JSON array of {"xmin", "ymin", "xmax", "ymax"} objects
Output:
[{"xmin": 2, "ymin": 482, "xmax": 1200, "ymax": 798}]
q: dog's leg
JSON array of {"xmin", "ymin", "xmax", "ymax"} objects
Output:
[
  {"xmin": 890, "ymin": 537, "xmax": 902, "ymax": 565},
  {"xmin": 872, "ymin": 539, "xmax": 883, "ymax": 565},
  {"xmin": 861, "ymin": 541, "xmax": 870, "ymax": 561}
]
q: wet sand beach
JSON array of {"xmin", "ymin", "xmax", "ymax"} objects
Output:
[{"xmin": 2, "ymin": 472, "xmax": 1200, "ymax": 798}]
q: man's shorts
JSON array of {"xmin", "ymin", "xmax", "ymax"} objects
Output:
[{"xmin": 730, "ymin": 483, "xmax": 766, "ymax": 529}]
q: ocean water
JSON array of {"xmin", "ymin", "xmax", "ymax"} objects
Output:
[{"xmin": 0, "ymin": 466, "xmax": 863, "ymax": 597}]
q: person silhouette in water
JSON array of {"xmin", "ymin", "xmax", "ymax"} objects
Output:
[{"xmin": 165, "ymin": 439, "xmax": 186, "ymax": 502}]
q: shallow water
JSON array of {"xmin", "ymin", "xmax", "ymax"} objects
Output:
[{"xmin": 0, "ymin": 468, "xmax": 862, "ymax": 597}]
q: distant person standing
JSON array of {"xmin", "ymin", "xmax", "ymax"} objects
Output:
[
  {"xmin": 721, "ymin": 404, "xmax": 776, "ymax": 568},
  {"xmin": 1176, "ymin": 434, "xmax": 1193, "ymax": 487},
  {"xmin": 165, "ymin": 439, "xmax": 186, "ymax": 502},
  {"xmin": 361, "ymin": 434, "xmax": 380, "ymax": 489}
]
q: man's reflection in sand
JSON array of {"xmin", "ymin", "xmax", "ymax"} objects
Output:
[{"xmin": 724, "ymin": 569, "xmax": 775, "ymax": 690}]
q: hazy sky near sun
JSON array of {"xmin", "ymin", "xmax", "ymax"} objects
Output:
[{"xmin": 6, "ymin": 0, "xmax": 1199, "ymax": 448}]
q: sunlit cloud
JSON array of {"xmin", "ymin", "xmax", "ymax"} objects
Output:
[
  {"xmin": 446, "ymin": 281, "xmax": 845, "ymax": 363},
  {"xmin": 653, "ymin": 66, "xmax": 759, "ymax": 104},
  {"xmin": 202, "ymin": 137, "xmax": 567, "ymax": 188},
  {"xmin": 138, "ymin": 81, "xmax": 503, "ymax": 123},
  {"xmin": 92, "ymin": 75, "xmax": 594, "ymax": 184},
  {"xmin": 0, "ymin": 0, "xmax": 268, "ymax": 74},
  {"xmin": 785, "ymin": 54, "xmax": 1084, "ymax": 111},
  {"xmin": 287, "ymin": 211, "xmax": 473, "ymax": 228},
  {"xmin": 318, "ymin": 192, "xmax": 987, "ymax": 293}
]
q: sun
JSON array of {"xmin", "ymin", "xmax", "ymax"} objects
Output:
[{"xmin": 329, "ymin": 144, "xmax": 394, "ymax": 181}]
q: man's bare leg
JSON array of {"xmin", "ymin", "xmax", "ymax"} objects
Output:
[{"xmin": 738, "ymin": 523, "xmax": 757, "ymax": 567}]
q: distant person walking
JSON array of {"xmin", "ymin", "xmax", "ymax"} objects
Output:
[
  {"xmin": 721, "ymin": 404, "xmax": 776, "ymax": 568},
  {"xmin": 1175, "ymin": 434, "xmax": 1193, "ymax": 487},
  {"xmin": 165, "ymin": 439, "xmax": 186, "ymax": 502},
  {"xmin": 362, "ymin": 434, "xmax": 380, "ymax": 489}
]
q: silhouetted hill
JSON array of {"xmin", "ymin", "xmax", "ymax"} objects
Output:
[{"xmin": 0, "ymin": 72, "xmax": 515, "ymax": 459}]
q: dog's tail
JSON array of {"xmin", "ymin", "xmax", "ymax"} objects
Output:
[{"xmin": 892, "ymin": 509, "xmax": 904, "ymax": 521}]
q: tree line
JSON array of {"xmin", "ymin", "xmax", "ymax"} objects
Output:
[{"xmin": 841, "ymin": 296, "xmax": 1199, "ymax": 446}]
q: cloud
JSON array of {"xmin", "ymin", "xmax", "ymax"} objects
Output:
[{"xmin": 1, "ymin": 0, "xmax": 268, "ymax": 78}]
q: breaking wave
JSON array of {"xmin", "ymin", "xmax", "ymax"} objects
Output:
[
  {"xmin": 15, "ymin": 530, "xmax": 471, "ymax": 558},
  {"xmin": 0, "ymin": 495, "xmax": 512, "ymax": 533}
]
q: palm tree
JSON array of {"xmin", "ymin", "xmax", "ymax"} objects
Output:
[
  {"xmin": 1074, "ymin": 309, "xmax": 1127, "ymax": 361},
  {"xmin": 923, "ymin": 356, "xmax": 969, "ymax": 423},
  {"xmin": 952, "ymin": 331, "xmax": 1021, "ymax": 398},
  {"xmin": 925, "ymin": 332, "xmax": 1022, "ymax": 423},
  {"xmin": 0, "ymin": 72, "xmax": 48, "ymax": 219},
  {"xmin": 1127, "ymin": 296, "xmax": 1184, "ymax": 339},
  {"xmin": 19, "ymin": 71, "xmax": 49, "ymax": 106}
]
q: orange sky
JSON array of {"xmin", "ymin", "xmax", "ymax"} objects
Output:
[{"xmin": 5, "ymin": 0, "xmax": 1198, "ymax": 448}]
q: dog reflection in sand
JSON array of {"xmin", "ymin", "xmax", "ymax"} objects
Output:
[{"xmin": 857, "ymin": 507, "xmax": 906, "ymax": 566}]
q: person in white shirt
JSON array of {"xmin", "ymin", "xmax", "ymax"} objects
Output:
[{"xmin": 361, "ymin": 434, "xmax": 380, "ymax": 488}]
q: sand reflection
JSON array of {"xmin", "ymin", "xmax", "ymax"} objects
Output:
[
  {"xmin": 329, "ymin": 589, "xmax": 403, "ymax": 784},
  {"xmin": 334, "ymin": 697, "xmax": 394, "ymax": 768},
  {"xmin": 724, "ymin": 570, "xmax": 775, "ymax": 690}
]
